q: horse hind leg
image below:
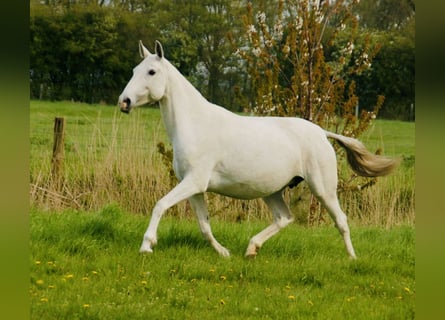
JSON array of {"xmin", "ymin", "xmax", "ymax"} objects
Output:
[
  {"xmin": 305, "ymin": 149, "xmax": 357, "ymax": 259},
  {"xmin": 245, "ymin": 191, "xmax": 294, "ymax": 258},
  {"xmin": 322, "ymin": 195, "xmax": 356, "ymax": 259},
  {"xmin": 310, "ymin": 181, "xmax": 357, "ymax": 259}
]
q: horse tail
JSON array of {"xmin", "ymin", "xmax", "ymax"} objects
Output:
[{"xmin": 325, "ymin": 131, "xmax": 399, "ymax": 177}]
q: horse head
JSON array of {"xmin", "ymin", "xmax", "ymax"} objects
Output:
[{"xmin": 118, "ymin": 40, "xmax": 167, "ymax": 114}]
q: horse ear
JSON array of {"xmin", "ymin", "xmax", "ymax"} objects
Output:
[
  {"xmin": 155, "ymin": 40, "xmax": 164, "ymax": 59},
  {"xmin": 139, "ymin": 40, "xmax": 150, "ymax": 59}
]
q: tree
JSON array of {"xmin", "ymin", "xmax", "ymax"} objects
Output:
[
  {"xmin": 235, "ymin": 0, "xmax": 381, "ymax": 127},
  {"xmin": 234, "ymin": 0, "xmax": 385, "ymax": 224},
  {"xmin": 30, "ymin": 1, "xmax": 156, "ymax": 103},
  {"xmin": 355, "ymin": 0, "xmax": 415, "ymax": 31},
  {"xmin": 146, "ymin": 0, "xmax": 245, "ymax": 109},
  {"xmin": 353, "ymin": 29, "xmax": 415, "ymax": 120},
  {"xmin": 30, "ymin": 0, "xmax": 414, "ymax": 119},
  {"xmin": 352, "ymin": 0, "xmax": 415, "ymax": 120}
]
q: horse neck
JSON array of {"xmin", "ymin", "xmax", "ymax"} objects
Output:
[{"xmin": 159, "ymin": 61, "xmax": 209, "ymax": 141}]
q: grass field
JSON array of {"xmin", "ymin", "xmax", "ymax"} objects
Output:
[
  {"xmin": 30, "ymin": 205, "xmax": 414, "ymax": 319},
  {"xmin": 30, "ymin": 100, "xmax": 415, "ymax": 319},
  {"xmin": 30, "ymin": 100, "xmax": 415, "ymax": 318}
]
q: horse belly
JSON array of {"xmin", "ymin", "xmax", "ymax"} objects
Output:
[
  {"xmin": 207, "ymin": 156, "xmax": 300, "ymax": 200},
  {"xmin": 207, "ymin": 178, "xmax": 273, "ymax": 199}
]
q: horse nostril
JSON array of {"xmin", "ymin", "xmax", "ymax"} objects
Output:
[{"xmin": 120, "ymin": 97, "xmax": 132, "ymax": 113}]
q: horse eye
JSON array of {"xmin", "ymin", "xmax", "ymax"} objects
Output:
[{"xmin": 148, "ymin": 69, "xmax": 156, "ymax": 76}]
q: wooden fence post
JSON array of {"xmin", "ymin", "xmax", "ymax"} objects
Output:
[{"xmin": 52, "ymin": 117, "xmax": 65, "ymax": 187}]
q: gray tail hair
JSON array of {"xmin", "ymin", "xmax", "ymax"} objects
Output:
[{"xmin": 325, "ymin": 131, "xmax": 399, "ymax": 177}]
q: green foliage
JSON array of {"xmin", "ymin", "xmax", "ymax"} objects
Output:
[
  {"xmin": 157, "ymin": 141, "xmax": 176, "ymax": 189},
  {"xmin": 30, "ymin": 208, "xmax": 415, "ymax": 319},
  {"xmin": 30, "ymin": 0, "xmax": 245, "ymax": 108},
  {"xmin": 30, "ymin": 3, "xmax": 147, "ymax": 104},
  {"xmin": 353, "ymin": 30, "xmax": 415, "ymax": 120},
  {"xmin": 354, "ymin": 0, "xmax": 415, "ymax": 31},
  {"xmin": 236, "ymin": 0, "xmax": 380, "ymax": 127},
  {"xmin": 234, "ymin": 0, "xmax": 391, "ymax": 220},
  {"xmin": 29, "ymin": 0, "xmax": 414, "ymax": 120}
]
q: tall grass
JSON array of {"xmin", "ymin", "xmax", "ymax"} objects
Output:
[
  {"xmin": 30, "ymin": 101, "xmax": 171, "ymax": 215},
  {"xmin": 30, "ymin": 100, "xmax": 414, "ymax": 226}
]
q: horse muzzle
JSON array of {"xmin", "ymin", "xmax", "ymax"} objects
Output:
[{"xmin": 119, "ymin": 98, "xmax": 132, "ymax": 114}]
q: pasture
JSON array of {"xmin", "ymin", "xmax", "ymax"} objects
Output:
[
  {"xmin": 30, "ymin": 205, "xmax": 414, "ymax": 319},
  {"xmin": 30, "ymin": 100, "xmax": 415, "ymax": 318}
]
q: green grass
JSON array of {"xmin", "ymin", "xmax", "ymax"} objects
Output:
[
  {"xmin": 30, "ymin": 205, "xmax": 414, "ymax": 319},
  {"xmin": 30, "ymin": 100, "xmax": 166, "ymax": 167},
  {"xmin": 30, "ymin": 101, "xmax": 415, "ymax": 318},
  {"xmin": 361, "ymin": 119, "xmax": 415, "ymax": 158},
  {"xmin": 30, "ymin": 100, "xmax": 171, "ymax": 214}
]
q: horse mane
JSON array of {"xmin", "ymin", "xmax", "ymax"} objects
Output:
[{"xmin": 164, "ymin": 59, "xmax": 209, "ymax": 105}]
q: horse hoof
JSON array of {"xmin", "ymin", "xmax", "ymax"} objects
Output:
[
  {"xmin": 245, "ymin": 248, "xmax": 258, "ymax": 259},
  {"xmin": 218, "ymin": 249, "xmax": 231, "ymax": 258},
  {"xmin": 139, "ymin": 246, "xmax": 153, "ymax": 254},
  {"xmin": 245, "ymin": 243, "xmax": 259, "ymax": 258}
]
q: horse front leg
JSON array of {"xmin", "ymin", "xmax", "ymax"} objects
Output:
[
  {"xmin": 140, "ymin": 176, "xmax": 202, "ymax": 253},
  {"xmin": 188, "ymin": 194, "xmax": 230, "ymax": 257},
  {"xmin": 245, "ymin": 192, "xmax": 294, "ymax": 258}
]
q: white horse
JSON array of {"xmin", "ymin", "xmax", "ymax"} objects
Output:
[{"xmin": 118, "ymin": 41, "xmax": 398, "ymax": 259}]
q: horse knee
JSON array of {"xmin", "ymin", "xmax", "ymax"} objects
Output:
[{"xmin": 154, "ymin": 198, "xmax": 169, "ymax": 215}]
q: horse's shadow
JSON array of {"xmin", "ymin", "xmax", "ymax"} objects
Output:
[
  {"xmin": 156, "ymin": 227, "xmax": 209, "ymax": 251},
  {"xmin": 154, "ymin": 226, "xmax": 307, "ymax": 258}
]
